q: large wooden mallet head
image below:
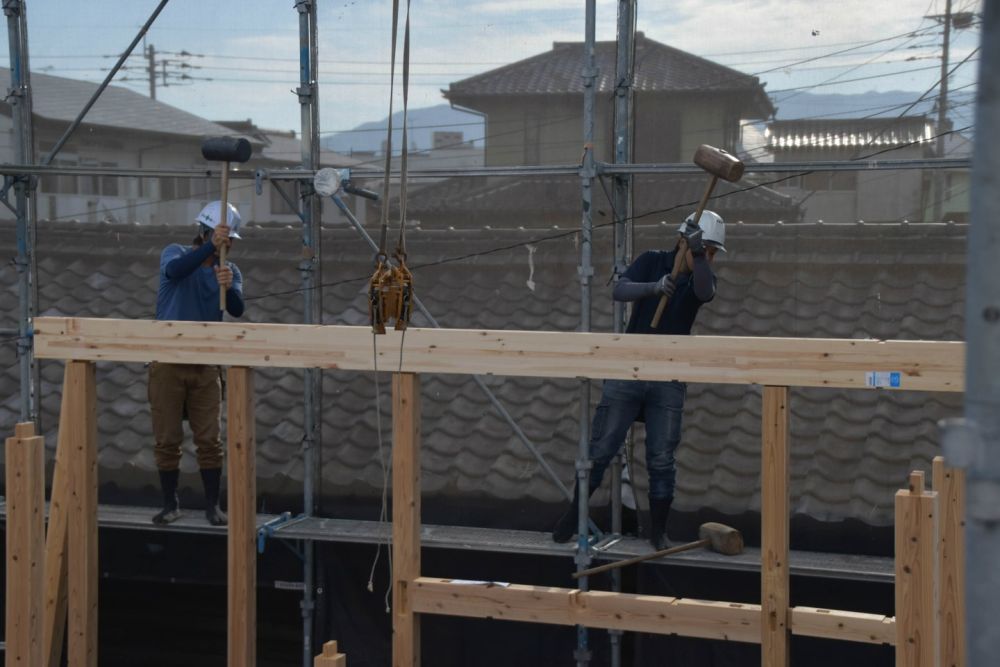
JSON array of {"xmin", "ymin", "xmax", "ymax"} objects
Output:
[
  {"xmin": 697, "ymin": 521, "xmax": 744, "ymax": 555},
  {"xmin": 201, "ymin": 136, "xmax": 252, "ymax": 164},
  {"xmin": 693, "ymin": 144, "xmax": 744, "ymax": 182}
]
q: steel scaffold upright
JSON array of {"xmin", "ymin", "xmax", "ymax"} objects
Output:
[
  {"xmin": 608, "ymin": 5, "xmax": 636, "ymax": 667},
  {"xmin": 4, "ymin": 0, "xmax": 35, "ymax": 425},
  {"xmin": 574, "ymin": 1, "xmax": 598, "ymax": 666},
  {"xmin": 296, "ymin": 2, "xmax": 322, "ymax": 665}
]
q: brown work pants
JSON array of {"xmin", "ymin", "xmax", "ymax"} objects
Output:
[{"xmin": 148, "ymin": 362, "xmax": 223, "ymax": 471}]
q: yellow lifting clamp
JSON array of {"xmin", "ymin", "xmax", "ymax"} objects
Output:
[{"xmin": 368, "ymin": 252, "xmax": 414, "ymax": 335}]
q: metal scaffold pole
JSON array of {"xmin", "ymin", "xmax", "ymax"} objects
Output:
[
  {"xmin": 4, "ymin": 0, "xmax": 36, "ymax": 424},
  {"xmin": 951, "ymin": 2, "xmax": 1000, "ymax": 665},
  {"xmin": 609, "ymin": 6, "xmax": 636, "ymax": 666},
  {"xmin": 574, "ymin": 1, "xmax": 597, "ymax": 666},
  {"xmin": 296, "ymin": 1, "xmax": 322, "ymax": 665}
]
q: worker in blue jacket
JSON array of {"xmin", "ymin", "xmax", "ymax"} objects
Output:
[
  {"xmin": 553, "ymin": 211, "xmax": 726, "ymax": 550},
  {"xmin": 149, "ymin": 201, "xmax": 244, "ymax": 525}
]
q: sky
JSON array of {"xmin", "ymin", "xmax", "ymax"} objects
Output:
[{"xmin": 1, "ymin": 0, "xmax": 984, "ymax": 139}]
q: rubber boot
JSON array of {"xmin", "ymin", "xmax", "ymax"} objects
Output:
[
  {"xmin": 152, "ymin": 469, "xmax": 182, "ymax": 525},
  {"xmin": 201, "ymin": 467, "xmax": 228, "ymax": 526},
  {"xmin": 552, "ymin": 482, "xmax": 597, "ymax": 543},
  {"xmin": 649, "ymin": 497, "xmax": 673, "ymax": 551}
]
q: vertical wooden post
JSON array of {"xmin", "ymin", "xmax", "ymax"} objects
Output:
[
  {"xmin": 896, "ymin": 471, "xmax": 939, "ymax": 667},
  {"xmin": 65, "ymin": 360, "xmax": 98, "ymax": 667},
  {"xmin": 761, "ymin": 386, "xmax": 790, "ymax": 667},
  {"xmin": 43, "ymin": 378, "xmax": 74, "ymax": 667},
  {"xmin": 933, "ymin": 457, "xmax": 965, "ymax": 667},
  {"xmin": 392, "ymin": 373, "xmax": 421, "ymax": 667},
  {"xmin": 228, "ymin": 367, "xmax": 256, "ymax": 667},
  {"xmin": 314, "ymin": 640, "xmax": 348, "ymax": 666},
  {"xmin": 5, "ymin": 422, "xmax": 45, "ymax": 667}
]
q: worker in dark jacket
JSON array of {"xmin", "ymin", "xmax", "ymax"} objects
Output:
[
  {"xmin": 553, "ymin": 211, "xmax": 725, "ymax": 549},
  {"xmin": 149, "ymin": 201, "xmax": 245, "ymax": 525}
]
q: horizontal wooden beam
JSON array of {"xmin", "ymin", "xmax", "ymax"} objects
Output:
[
  {"xmin": 410, "ymin": 578, "xmax": 895, "ymax": 646},
  {"xmin": 409, "ymin": 577, "xmax": 762, "ymax": 643},
  {"xmin": 790, "ymin": 607, "xmax": 895, "ymax": 645},
  {"xmin": 34, "ymin": 317, "xmax": 962, "ymax": 391}
]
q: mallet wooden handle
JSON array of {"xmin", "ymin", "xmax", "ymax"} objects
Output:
[
  {"xmin": 218, "ymin": 163, "xmax": 230, "ymax": 313},
  {"xmin": 649, "ymin": 174, "xmax": 718, "ymax": 328},
  {"xmin": 572, "ymin": 537, "xmax": 710, "ymax": 579},
  {"xmin": 649, "ymin": 239, "xmax": 687, "ymax": 328}
]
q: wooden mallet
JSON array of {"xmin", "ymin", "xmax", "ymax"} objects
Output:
[
  {"xmin": 650, "ymin": 144, "xmax": 744, "ymax": 327},
  {"xmin": 200, "ymin": 136, "xmax": 252, "ymax": 312},
  {"xmin": 571, "ymin": 521, "xmax": 744, "ymax": 579}
]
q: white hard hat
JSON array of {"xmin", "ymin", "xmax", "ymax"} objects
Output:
[
  {"xmin": 195, "ymin": 201, "xmax": 242, "ymax": 239},
  {"xmin": 678, "ymin": 210, "xmax": 725, "ymax": 252}
]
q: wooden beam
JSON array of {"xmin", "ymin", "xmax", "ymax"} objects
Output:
[
  {"xmin": 228, "ymin": 367, "xmax": 256, "ymax": 667},
  {"xmin": 314, "ymin": 640, "xmax": 348, "ymax": 666},
  {"xmin": 392, "ymin": 373, "xmax": 422, "ymax": 667},
  {"xmin": 933, "ymin": 457, "xmax": 966, "ymax": 667},
  {"xmin": 790, "ymin": 607, "xmax": 895, "ymax": 645},
  {"xmin": 33, "ymin": 317, "xmax": 963, "ymax": 392},
  {"xmin": 65, "ymin": 360, "xmax": 98, "ymax": 667},
  {"xmin": 5, "ymin": 423, "xmax": 45, "ymax": 667},
  {"xmin": 43, "ymin": 379, "xmax": 72, "ymax": 667},
  {"xmin": 895, "ymin": 471, "xmax": 939, "ymax": 667},
  {"xmin": 761, "ymin": 386, "xmax": 790, "ymax": 667},
  {"xmin": 410, "ymin": 577, "xmax": 762, "ymax": 643}
]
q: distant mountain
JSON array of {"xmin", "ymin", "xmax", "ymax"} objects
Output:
[
  {"xmin": 770, "ymin": 90, "xmax": 936, "ymax": 120},
  {"xmin": 322, "ymin": 104, "xmax": 484, "ymax": 155}
]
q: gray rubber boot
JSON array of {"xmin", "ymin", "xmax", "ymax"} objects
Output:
[{"xmin": 649, "ymin": 497, "xmax": 673, "ymax": 550}]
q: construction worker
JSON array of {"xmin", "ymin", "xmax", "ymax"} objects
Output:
[
  {"xmin": 553, "ymin": 210, "xmax": 725, "ymax": 550},
  {"xmin": 149, "ymin": 201, "xmax": 245, "ymax": 526}
]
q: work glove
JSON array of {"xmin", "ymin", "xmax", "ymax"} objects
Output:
[
  {"xmin": 684, "ymin": 227, "xmax": 706, "ymax": 256},
  {"xmin": 655, "ymin": 274, "xmax": 676, "ymax": 299}
]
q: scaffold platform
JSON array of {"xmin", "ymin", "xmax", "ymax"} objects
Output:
[{"xmin": 0, "ymin": 500, "xmax": 893, "ymax": 584}]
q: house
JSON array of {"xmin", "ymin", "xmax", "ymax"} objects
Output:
[
  {"xmin": 764, "ymin": 115, "xmax": 969, "ymax": 223},
  {"xmin": 443, "ymin": 32, "xmax": 774, "ymax": 166},
  {"xmin": 381, "ymin": 34, "xmax": 797, "ymax": 230},
  {"xmin": 0, "ymin": 70, "xmax": 359, "ymax": 227}
]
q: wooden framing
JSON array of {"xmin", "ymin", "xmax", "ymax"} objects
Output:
[
  {"xmin": 5, "ymin": 422, "xmax": 45, "ymax": 667},
  {"xmin": 761, "ymin": 386, "xmax": 790, "ymax": 666},
  {"xmin": 895, "ymin": 472, "xmax": 939, "ymax": 667},
  {"xmin": 65, "ymin": 360, "xmax": 98, "ymax": 667},
  {"xmin": 392, "ymin": 374, "xmax": 422, "ymax": 667},
  {"xmin": 33, "ymin": 317, "xmax": 963, "ymax": 391},
  {"xmin": 933, "ymin": 457, "xmax": 965, "ymax": 667},
  {"xmin": 10, "ymin": 317, "xmax": 968, "ymax": 666},
  {"xmin": 227, "ymin": 367, "xmax": 257, "ymax": 667},
  {"xmin": 42, "ymin": 373, "xmax": 74, "ymax": 667}
]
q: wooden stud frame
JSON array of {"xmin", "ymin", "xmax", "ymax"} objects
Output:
[{"xmin": 15, "ymin": 318, "xmax": 967, "ymax": 666}]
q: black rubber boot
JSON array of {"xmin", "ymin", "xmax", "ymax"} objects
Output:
[
  {"xmin": 552, "ymin": 482, "xmax": 597, "ymax": 543},
  {"xmin": 152, "ymin": 469, "xmax": 182, "ymax": 525},
  {"xmin": 649, "ymin": 497, "xmax": 673, "ymax": 550},
  {"xmin": 200, "ymin": 467, "xmax": 228, "ymax": 526}
]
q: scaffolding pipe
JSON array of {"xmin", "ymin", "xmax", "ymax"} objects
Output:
[
  {"xmin": 41, "ymin": 0, "xmax": 169, "ymax": 166},
  {"xmin": 609, "ymin": 3, "xmax": 636, "ymax": 665},
  {"xmin": 5, "ymin": 0, "xmax": 35, "ymax": 424},
  {"xmin": 960, "ymin": 3, "xmax": 1000, "ymax": 665},
  {"xmin": 572, "ymin": 2, "xmax": 598, "ymax": 666},
  {"xmin": 296, "ymin": 1, "xmax": 321, "ymax": 664}
]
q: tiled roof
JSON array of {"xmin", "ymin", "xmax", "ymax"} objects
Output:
[
  {"xmin": 445, "ymin": 33, "xmax": 773, "ymax": 118},
  {"xmin": 1, "ymin": 69, "xmax": 243, "ymax": 139},
  {"xmin": 766, "ymin": 116, "xmax": 933, "ymax": 150},
  {"xmin": 0, "ymin": 219, "xmax": 963, "ymax": 529}
]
